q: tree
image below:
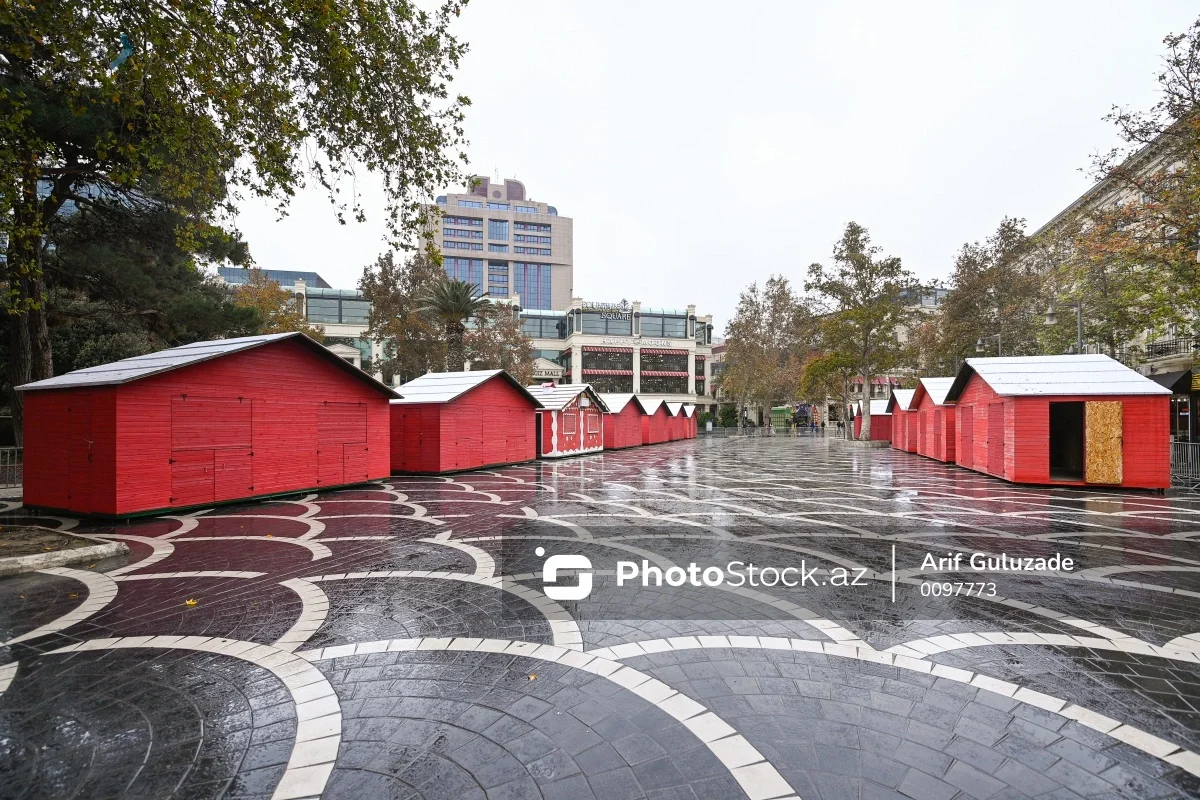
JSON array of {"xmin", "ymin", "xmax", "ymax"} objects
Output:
[
  {"xmin": 806, "ymin": 222, "xmax": 915, "ymax": 440},
  {"xmin": 799, "ymin": 351, "xmax": 857, "ymax": 431},
  {"xmin": 719, "ymin": 276, "xmax": 811, "ymax": 428},
  {"xmin": 360, "ymin": 250, "xmax": 447, "ymax": 384},
  {"xmin": 419, "ymin": 278, "xmax": 488, "ymax": 371},
  {"xmin": 1, "ymin": 0, "xmax": 469, "ymax": 438},
  {"xmin": 232, "ymin": 271, "xmax": 325, "ymax": 339},
  {"xmin": 464, "ymin": 302, "xmax": 534, "ymax": 383}
]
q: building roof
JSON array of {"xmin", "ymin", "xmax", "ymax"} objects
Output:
[
  {"xmin": 916, "ymin": 377, "xmax": 956, "ymax": 407},
  {"xmin": 1149, "ymin": 369, "xmax": 1192, "ymax": 394},
  {"xmin": 391, "ymin": 369, "xmax": 540, "ymax": 406},
  {"xmin": 853, "ymin": 399, "xmax": 891, "ymax": 416},
  {"xmin": 525, "ymin": 383, "xmax": 610, "ymax": 412},
  {"xmin": 598, "ymin": 393, "xmax": 657, "ymax": 414},
  {"xmin": 18, "ymin": 333, "xmax": 400, "ymax": 396},
  {"xmin": 217, "ymin": 267, "xmax": 331, "ymax": 288},
  {"xmin": 682, "ymin": 404, "xmax": 696, "ymax": 418},
  {"xmin": 665, "ymin": 402, "xmax": 684, "ymax": 416},
  {"xmin": 639, "ymin": 398, "xmax": 666, "ymax": 415},
  {"xmin": 945, "ymin": 355, "xmax": 1172, "ymax": 401},
  {"xmin": 886, "ymin": 389, "xmax": 915, "ymax": 413}
]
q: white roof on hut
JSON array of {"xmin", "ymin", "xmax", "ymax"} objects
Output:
[
  {"xmin": 391, "ymin": 369, "xmax": 539, "ymax": 406},
  {"xmin": 525, "ymin": 383, "xmax": 610, "ymax": 412},
  {"xmin": 17, "ymin": 332, "xmax": 399, "ymax": 396},
  {"xmin": 917, "ymin": 377, "xmax": 956, "ymax": 406},
  {"xmin": 945, "ymin": 355, "xmax": 1171, "ymax": 400},
  {"xmin": 599, "ymin": 393, "xmax": 657, "ymax": 414},
  {"xmin": 665, "ymin": 402, "xmax": 684, "ymax": 416},
  {"xmin": 853, "ymin": 399, "xmax": 891, "ymax": 416},
  {"xmin": 886, "ymin": 389, "xmax": 915, "ymax": 412},
  {"xmin": 682, "ymin": 404, "xmax": 696, "ymax": 418}
]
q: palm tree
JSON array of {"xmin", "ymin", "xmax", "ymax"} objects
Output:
[{"xmin": 419, "ymin": 278, "xmax": 489, "ymax": 370}]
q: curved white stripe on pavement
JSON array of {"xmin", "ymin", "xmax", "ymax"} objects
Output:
[
  {"xmin": 422, "ymin": 536, "xmax": 496, "ymax": 579},
  {"xmin": 95, "ymin": 535, "xmax": 176, "ymax": 576},
  {"xmin": 172, "ymin": 536, "xmax": 332, "ymax": 561},
  {"xmin": 43, "ymin": 636, "xmax": 341, "ymax": 800},
  {"xmin": 305, "ymin": 571, "xmax": 582, "ymax": 651},
  {"xmin": 274, "ymin": 579, "xmax": 331, "ymax": 653},
  {"xmin": 0, "ymin": 662, "xmax": 17, "ymax": 698},
  {"xmin": 114, "ymin": 570, "xmax": 265, "ymax": 581},
  {"xmin": 4, "ymin": 567, "xmax": 119, "ymax": 646},
  {"xmin": 885, "ymin": 630, "xmax": 1200, "ymax": 665},
  {"xmin": 299, "ymin": 637, "xmax": 799, "ymax": 800},
  {"xmin": 589, "ymin": 635, "xmax": 1200, "ymax": 780}
]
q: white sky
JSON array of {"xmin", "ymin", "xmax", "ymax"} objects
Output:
[{"xmin": 234, "ymin": 1, "xmax": 1197, "ymax": 334}]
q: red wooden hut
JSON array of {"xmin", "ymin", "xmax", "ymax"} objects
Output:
[
  {"xmin": 666, "ymin": 402, "xmax": 685, "ymax": 441},
  {"xmin": 945, "ymin": 355, "xmax": 1171, "ymax": 489},
  {"xmin": 19, "ymin": 333, "xmax": 396, "ymax": 516},
  {"xmin": 911, "ymin": 377, "xmax": 957, "ymax": 462},
  {"xmin": 682, "ymin": 404, "xmax": 697, "ymax": 438},
  {"xmin": 851, "ymin": 399, "xmax": 892, "ymax": 441},
  {"xmin": 640, "ymin": 399, "xmax": 672, "ymax": 445},
  {"xmin": 887, "ymin": 389, "xmax": 916, "ymax": 452},
  {"xmin": 525, "ymin": 384, "xmax": 609, "ymax": 458},
  {"xmin": 599, "ymin": 393, "xmax": 650, "ymax": 450},
  {"xmin": 391, "ymin": 370, "xmax": 542, "ymax": 474}
]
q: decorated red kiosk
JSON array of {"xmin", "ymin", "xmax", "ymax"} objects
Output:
[
  {"xmin": 887, "ymin": 389, "xmax": 916, "ymax": 452},
  {"xmin": 851, "ymin": 399, "xmax": 892, "ymax": 441},
  {"xmin": 525, "ymin": 384, "xmax": 608, "ymax": 458},
  {"xmin": 640, "ymin": 399, "xmax": 672, "ymax": 445},
  {"xmin": 599, "ymin": 393, "xmax": 649, "ymax": 450},
  {"xmin": 911, "ymin": 377, "xmax": 957, "ymax": 462},
  {"xmin": 19, "ymin": 332, "xmax": 396, "ymax": 516},
  {"xmin": 945, "ymin": 355, "xmax": 1170, "ymax": 489},
  {"xmin": 390, "ymin": 370, "xmax": 541, "ymax": 473}
]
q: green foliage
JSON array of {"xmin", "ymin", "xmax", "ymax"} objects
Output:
[
  {"xmin": 231, "ymin": 270, "xmax": 325, "ymax": 339},
  {"xmin": 360, "ymin": 250, "xmax": 448, "ymax": 383},
  {"xmin": 718, "ymin": 405, "xmax": 738, "ymax": 428},
  {"xmin": 419, "ymin": 277, "xmax": 489, "ymax": 371}
]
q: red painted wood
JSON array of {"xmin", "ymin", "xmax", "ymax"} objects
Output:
[
  {"xmin": 23, "ymin": 336, "xmax": 391, "ymax": 516},
  {"xmin": 390, "ymin": 376, "xmax": 538, "ymax": 473},
  {"xmin": 909, "ymin": 388, "xmax": 956, "ymax": 462},
  {"xmin": 536, "ymin": 389, "xmax": 604, "ymax": 457},
  {"xmin": 642, "ymin": 406, "xmax": 671, "ymax": 445},
  {"xmin": 603, "ymin": 403, "xmax": 643, "ymax": 449}
]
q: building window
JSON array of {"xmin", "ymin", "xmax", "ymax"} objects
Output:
[
  {"xmin": 640, "ymin": 375, "xmax": 689, "ymax": 394},
  {"xmin": 521, "ymin": 315, "xmax": 568, "ymax": 338},
  {"xmin": 514, "ymin": 234, "xmax": 552, "ymax": 244},
  {"xmin": 514, "ymin": 263, "xmax": 553, "ymax": 310},
  {"xmin": 581, "ymin": 313, "xmax": 632, "ymax": 336},
  {"xmin": 640, "ymin": 314, "xmax": 687, "ymax": 338},
  {"xmin": 488, "ymin": 219, "xmax": 509, "ymax": 240},
  {"xmin": 587, "ymin": 374, "xmax": 634, "ymax": 393},
  {"xmin": 444, "ymin": 228, "xmax": 483, "ymax": 239},
  {"xmin": 444, "ymin": 216, "xmax": 483, "ymax": 227},
  {"xmin": 458, "ymin": 199, "xmax": 483, "ymax": 208},
  {"xmin": 444, "ymin": 241, "xmax": 484, "ymax": 251},
  {"xmin": 487, "ymin": 202, "xmax": 509, "ymax": 211},
  {"xmin": 514, "ymin": 246, "xmax": 552, "ymax": 256},
  {"xmin": 488, "ymin": 243, "xmax": 509, "ymax": 253},
  {"xmin": 515, "ymin": 222, "xmax": 551, "ymax": 233},
  {"xmin": 444, "ymin": 258, "xmax": 484, "ymax": 293},
  {"xmin": 641, "ymin": 352, "xmax": 687, "ymax": 372},
  {"xmin": 515, "ymin": 205, "xmax": 539, "ymax": 214},
  {"xmin": 582, "ymin": 350, "xmax": 633, "ymax": 371},
  {"xmin": 305, "ymin": 290, "xmax": 372, "ymax": 325}
]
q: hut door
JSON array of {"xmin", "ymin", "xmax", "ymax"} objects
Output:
[
  {"xmin": 959, "ymin": 407, "xmax": 973, "ymax": 468},
  {"xmin": 215, "ymin": 450, "xmax": 254, "ymax": 501},
  {"xmin": 318, "ymin": 402, "xmax": 367, "ymax": 486},
  {"xmin": 987, "ymin": 403, "xmax": 1005, "ymax": 476},
  {"xmin": 933, "ymin": 410, "xmax": 943, "ymax": 456},
  {"xmin": 67, "ymin": 395, "xmax": 94, "ymax": 508},
  {"xmin": 1084, "ymin": 401, "xmax": 1123, "ymax": 484},
  {"xmin": 170, "ymin": 450, "xmax": 215, "ymax": 506}
]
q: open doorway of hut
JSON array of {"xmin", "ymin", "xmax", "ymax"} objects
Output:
[{"xmin": 1049, "ymin": 401, "xmax": 1084, "ymax": 481}]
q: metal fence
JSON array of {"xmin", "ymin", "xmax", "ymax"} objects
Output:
[
  {"xmin": 699, "ymin": 426, "xmax": 847, "ymax": 438},
  {"xmin": 1172, "ymin": 442, "xmax": 1200, "ymax": 488},
  {"xmin": 0, "ymin": 447, "xmax": 21, "ymax": 489}
]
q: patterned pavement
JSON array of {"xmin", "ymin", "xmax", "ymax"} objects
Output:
[{"xmin": 2, "ymin": 436, "xmax": 1200, "ymax": 799}]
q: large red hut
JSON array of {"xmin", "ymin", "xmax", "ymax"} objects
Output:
[
  {"xmin": 887, "ymin": 389, "xmax": 916, "ymax": 452},
  {"xmin": 911, "ymin": 377, "xmax": 957, "ymax": 462},
  {"xmin": 599, "ymin": 393, "xmax": 650, "ymax": 450},
  {"xmin": 390, "ymin": 370, "xmax": 541, "ymax": 474},
  {"xmin": 946, "ymin": 355, "xmax": 1170, "ymax": 489},
  {"xmin": 525, "ymin": 384, "xmax": 609, "ymax": 458},
  {"xmin": 640, "ymin": 399, "xmax": 672, "ymax": 445},
  {"xmin": 19, "ymin": 333, "xmax": 396, "ymax": 516},
  {"xmin": 851, "ymin": 399, "xmax": 892, "ymax": 441}
]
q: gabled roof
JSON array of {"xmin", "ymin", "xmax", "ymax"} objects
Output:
[
  {"xmin": 525, "ymin": 383, "xmax": 610, "ymax": 412},
  {"xmin": 945, "ymin": 355, "xmax": 1171, "ymax": 401},
  {"xmin": 886, "ymin": 389, "xmax": 915, "ymax": 413},
  {"xmin": 639, "ymin": 397, "xmax": 666, "ymax": 415},
  {"xmin": 682, "ymin": 404, "xmax": 696, "ymax": 418},
  {"xmin": 17, "ymin": 332, "xmax": 400, "ymax": 397},
  {"xmin": 853, "ymin": 399, "xmax": 891, "ymax": 416},
  {"xmin": 392, "ymin": 369, "xmax": 540, "ymax": 406},
  {"xmin": 665, "ymin": 402, "xmax": 684, "ymax": 417},
  {"xmin": 598, "ymin": 393, "xmax": 657, "ymax": 414},
  {"xmin": 913, "ymin": 377, "xmax": 956, "ymax": 407}
]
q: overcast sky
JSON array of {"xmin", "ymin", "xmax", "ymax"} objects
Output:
[{"xmin": 234, "ymin": 1, "xmax": 1197, "ymax": 334}]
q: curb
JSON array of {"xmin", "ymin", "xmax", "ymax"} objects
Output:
[
  {"xmin": 828, "ymin": 438, "xmax": 891, "ymax": 449},
  {"xmin": 0, "ymin": 533, "xmax": 129, "ymax": 577}
]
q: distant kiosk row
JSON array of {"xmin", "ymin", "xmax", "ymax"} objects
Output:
[{"xmin": 16, "ymin": 333, "xmax": 696, "ymax": 517}]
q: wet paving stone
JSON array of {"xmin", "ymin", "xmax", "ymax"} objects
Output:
[{"xmin": 2, "ymin": 437, "xmax": 1200, "ymax": 798}]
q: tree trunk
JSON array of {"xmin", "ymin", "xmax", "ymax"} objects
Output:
[
  {"xmin": 859, "ymin": 370, "xmax": 872, "ymax": 440},
  {"xmin": 445, "ymin": 322, "xmax": 466, "ymax": 371}
]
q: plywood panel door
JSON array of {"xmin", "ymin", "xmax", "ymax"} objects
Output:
[
  {"xmin": 959, "ymin": 407, "xmax": 974, "ymax": 468},
  {"xmin": 171, "ymin": 450, "xmax": 215, "ymax": 506},
  {"xmin": 987, "ymin": 402, "xmax": 1005, "ymax": 477},
  {"xmin": 215, "ymin": 450, "xmax": 254, "ymax": 501},
  {"xmin": 67, "ymin": 395, "xmax": 94, "ymax": 509},
  {"xmin": 343, "ymin": 443, "xmax": 370, "ymax": 483},
  {"xmin": 318, "ymin": 402, "xmax": 367, "ymax": 486},
  {"xmin": 933, "ymin": 409, "xmax": 943, "ymax": 457},
  {"xmin": 1085, "ymin": 400, "xmax": 1123, "ymax": 484},
  {"xmin": 171, "ymin": 396, "xmax": 252, "ymax": 450}
]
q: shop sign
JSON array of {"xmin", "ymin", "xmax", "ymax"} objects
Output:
[
  {"xmin": 1192, "ymin": 373, "xmax": 1200, "ymax": 392},
  {"xmin": 599, "ymin": 337, "xmax": 675, "ymax": 348},
  {"xmin": 583, "ymin": 299, "xmax": 631, "ymax": 321}
]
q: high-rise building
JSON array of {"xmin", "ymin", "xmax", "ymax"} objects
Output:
[{"xmin": 433, "ymin": 177, "xmax": 573, "ymax": 310}]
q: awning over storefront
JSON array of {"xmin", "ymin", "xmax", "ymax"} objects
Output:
[
  {"xmin": 641, "ymin": 348, "xmax": 689, "ymax": 356},
  {"xmin": 641, "ymin": 371, "xmax": 689, "ymax": 377},
  {"xmin": 582, "ymin": 346, "xmax": 633, "ymax": 353},
  {"xmin": 1150, "ymin": 369, "xmax": 1192, "ymax": 394},
  {"xmin": 582, "ymin": 369, "xmax": 634, "ymax": 376}
]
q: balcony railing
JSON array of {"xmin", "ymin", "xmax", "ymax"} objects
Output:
[
  {"xmin": 1143, "ymin": 337, "xmax": 1200, "ymax": 360},
  {"xmin": 0, "ymin": 447, "xmax": 21, "ymax": 489}
]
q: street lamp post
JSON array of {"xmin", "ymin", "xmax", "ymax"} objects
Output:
[
  {"xmin": 1044, "ymin": 301, "xmax": 1083, "ymax": 354},
  {"xmin": 976, "ymin": 332, "xmax": 1001, "ymax": 356}
]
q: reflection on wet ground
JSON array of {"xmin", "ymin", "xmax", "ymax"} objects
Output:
[{"xmin": 1, "ymin": 436, "xmax": 1199, "ymax": 799}]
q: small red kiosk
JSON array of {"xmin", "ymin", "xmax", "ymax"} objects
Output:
[
  {"xmin": 851, "ymin": 399, "xmax": 892, "ymax": 441},
  {"xmin": 666, "ymin": 402, "xmax": 685, "ymax": 441},
  {"xmin": 682, "ymin": 404, "xmax": 697, "ymax": 438},
  {"xmin": 525, "ymin": 384, "xmax": 609, "ymax": 458},
  {"xmin": 19, "ymin": 333, "xmax": 396, "ymax": 516},
  {"xmin": 911, "ymin": 377, "xmax": 956, "ymax": 462},
  {"xmin": 887, "ymin": 389, "xmax": 916, "ymax": 452},
  {"xmin": 945, "ymin": 355, "xmax": 1170, "ymax": 489},
  {"xmin": 390, "ymin": 370, "xmax": 541, "ymax": 473},
  {"xmin": 599, "ymin": 393, "xmax": 650, "ymax": 450},
  {"xmin": 640, "ymin": 399, "xmax": 672, "ymax": 445}
]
